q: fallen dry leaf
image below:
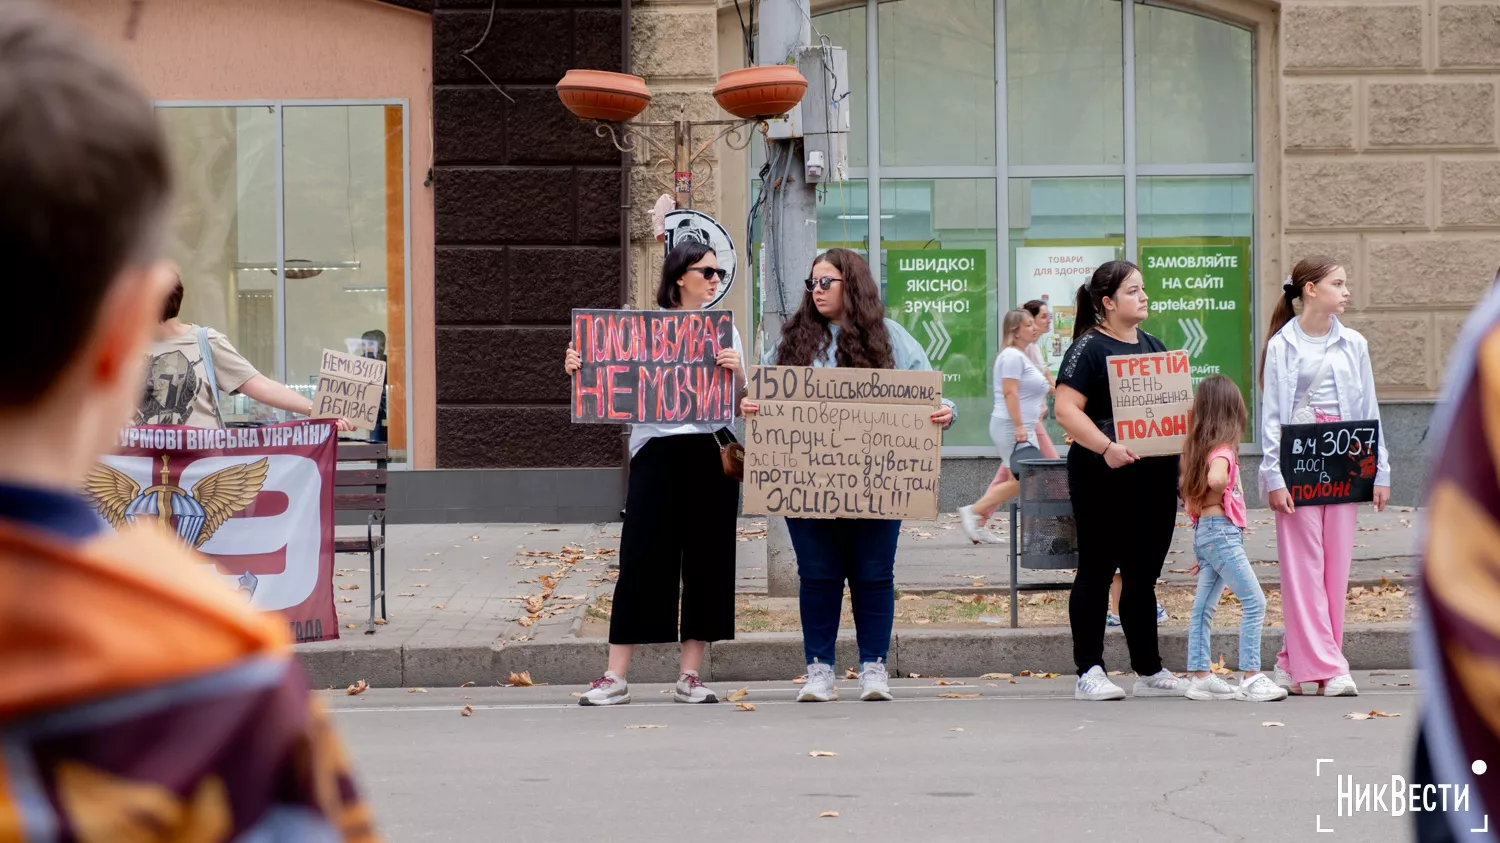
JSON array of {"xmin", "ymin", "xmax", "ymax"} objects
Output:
[
  {"xmin": 373, "ymin": 617, "xmax": 388, "ymax": 626},
  {"xmin": 461, "ymin": 705, "xmax": 474, "ymax": 717},
  {"xmin": 980, "ymin": 673, "xmax": 1013, "ymax": 680},
  {"xmin": 913, "ymin": 618, "xmax": 932, "ymax": 625},
  {"xmin": 1346, "ymin": 712, "xmax": 1372, "ymax": 721},
  {"xmin": 809, "ymin": 751, "xmax": 838, "ymax": 757},
  {"xmin": 950, "ymin": 728, "xmax": 965, "ymax": 732},
  {"xmin": 898, "ymin": 594, "xmax": 922, "ymax": 601},
  {"xmin": 506, "ymin": 671, "xmax": 535, "ymax": 687},
  {"xmin": 345, "ymin": 623, "xmax": 358, "ymax": 629},
  {"xmin": 736, "ymin": 702, "xmax": 757, "ymax": 711},
  {"xmin": 792, "ymin": 675, "xmax": 808, "ymax": 684},
  {"xmin": 1262, "ymin": 721, "xmax": 1285, "ymax": 727},
  {"xmin": 408, "ymin": 688, "xmax": 427, "ymax": 694},
  {"xmin": 819, "ymin": 811, "xmax": 840, "ymax": 819},
  {"xmin": 460, "ymin": 681, "xmax": 476, "ymax": 688},
  {"xmin": 338, "ymin": 584, "xmax": 360, "ymax": 591},
  {"xmin": 397, "ymin": 592, "xmax": 415, "ymax": 597},
  {"xmin": 1107, "ymin": 671, "xmax": 1126, "ymax": 677},
  {"xmin": 339, "ymin": 597, "xmax": 353, "ymax": 604},
  {"xmin": 937, "ymin": 693, "xmax": 981, "ymax": 699},
  {"xmin": 345, "ymin": 680, "xmax": 368, "ymax": 696},
  {"xmin": 571, "ymin": 692, "xmax": 583, "ymax": 697},
  {"xmin": 728, "ymin": 688, "xmax": 749, "ymax": 703},
  {"xmin": 933, "ymin": 680, "xmax": 966, "ymax": 686},
  {"xmin": 433, "ymin": 604, "xmax": 446, "ymax": 610},
  {"xmin": 907, "ymin": 673, "xmax": 923, "ymax": 679},
  {"xmin": 627, "ymin": 724, "xmax": 666, "ymax": 730},
  {"xmin": 845, "ymin": 667, "xmax": 859, "ymax": 680},
  {"xmin": 1167, "ymin": 568, "xmax": 1191, "ymax": 574}
]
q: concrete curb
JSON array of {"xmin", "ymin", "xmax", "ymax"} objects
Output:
[{"xmin": 294, "ymin": 623, "xmax": 1413, "ymax": 689}]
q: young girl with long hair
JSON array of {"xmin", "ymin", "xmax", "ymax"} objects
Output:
[
  {"xmin": 1260, "ymin": 255, "xmax": 1391, "ymax": 697},
  {"xmin": 563, "ymin": 242, "xmax": 743, "ymax": 706},
  {"xmin": 742, "ymin": 248, "xmax": 954, "ymax": 703},
  {"xmin": 1053, "ymin": 260, "xmax": 1188, "ymax": 701},
  {"xmin": 1180, "ymin": 376, "xmax": 1288, "ymax": 702},
  {"xmin": 958, "ymin": 308, "xmax": 1048, "ymax": 544}
]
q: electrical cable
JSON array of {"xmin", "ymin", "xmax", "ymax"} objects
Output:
[{"xmin": 460, "ymin": 0, "xmax": 516, "ymax": 103}]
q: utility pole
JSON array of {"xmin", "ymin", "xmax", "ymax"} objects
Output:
[{"xmin": 757, "ymin": 0, "xmax": 816, "ymax": 598}]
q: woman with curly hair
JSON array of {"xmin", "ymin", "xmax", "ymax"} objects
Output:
[{"xmin": 742, "ymin": 248, "xmax": 954, "ymax": 703}]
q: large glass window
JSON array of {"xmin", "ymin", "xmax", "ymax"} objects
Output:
[
  {"xmin": 158, "ymin": 102, "xmax": 408, "ymax": 462},
  {"xmin": 752, "ymin": 1, "xmax": 1257, "ymax": 454}
]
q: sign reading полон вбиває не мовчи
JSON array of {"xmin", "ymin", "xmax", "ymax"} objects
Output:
[
  {"xmin": 1279, "ymin": 420, "xmax": 1381, "ymax": 506},
  {"xmin": 570, "ymin": 308, "xmax": 736, "ymax": 425}
]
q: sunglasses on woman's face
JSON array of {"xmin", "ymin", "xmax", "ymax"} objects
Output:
[
  {"xmin": 805, "ymin": 275, "xmax": 842, "ymax": 292},
  {"xmin": 689, "ymin": 266, "xmax": 728, "ymax": 282}
]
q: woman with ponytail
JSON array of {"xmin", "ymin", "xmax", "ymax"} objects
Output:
[
  {"xmin": 1053, "ymin": 261, "xmax": 1188, "ymax": 701},
  {"xmin": 1260, "ymin": 256, "xmax": 1390, "ymax": 698}
]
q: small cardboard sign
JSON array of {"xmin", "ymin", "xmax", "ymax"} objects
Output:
[
  {"xmin": 1279, "ymin": 420, "xmax": 1381, "ymax": 506},
  {"xmin": 743, "ymin": 365, "xmax": 944, "ymax": 520},
  {"xmin": 570, "ymin": 308, "xmax": 736, "ymax": 424},
  {"xmin": 313, "ymin": 349, "xmax": 386, "ymax": 431},
  {"xmin": 1105, "ymin": 350, "xmax": 1193, "ymax": 457}
]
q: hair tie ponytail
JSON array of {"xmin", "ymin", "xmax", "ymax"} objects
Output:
[{"xmin": 1282, "ymin": 276, "xmax": 1297, "ymax": 300}]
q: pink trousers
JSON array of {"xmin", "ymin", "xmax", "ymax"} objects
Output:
[{"xmin": 1274, "ymin": 501, "xmax": 1358, "ymax": 682}]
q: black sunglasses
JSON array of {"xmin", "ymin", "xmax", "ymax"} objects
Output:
[
  {"xmin": 805, "ymin": 275, "xmax": 842, "ymax": 292},
  {"xmin": 689, "ymin": 265, "xmax": 728, "ymax": 282}
]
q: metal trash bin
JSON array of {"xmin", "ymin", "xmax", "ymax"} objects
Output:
[{"xmin": 1008, "ymin": 455, "xmax": 1078, "ymax": 627}]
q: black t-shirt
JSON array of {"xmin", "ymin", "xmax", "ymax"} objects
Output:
[{"xmin": 1057, "ymin": 328, "xmax": 1169, "ymax": 436}]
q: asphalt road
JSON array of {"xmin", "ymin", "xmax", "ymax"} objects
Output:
[{"xmin": 331, "ymin": 671, "xmax": 1433, "ymax": 842}]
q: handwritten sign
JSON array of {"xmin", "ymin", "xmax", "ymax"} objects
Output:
[
  {"xmin": 1279, "ymin": 420, "xmax": 1381, "ymax": 505},
  {"xmin": 1106, "ymin": 350, "xmax": 1193, "ymax": 457},
  {"xmin": 743, "ymin": 366, "xmax": 943, "ymax": 520},
  {"xmin": 312, "ymin": 349, "xmax": 385, "ymax": 431},
  {"xmin": 571, "ymin": 308, "xmax": 736, "ymax": 424}
]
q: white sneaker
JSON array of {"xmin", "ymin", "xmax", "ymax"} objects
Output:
[
  {"xmin": 858, "ymin": 659, "xmax": 893, "ymax": 701},
  {"xmin": 1239, "ymin": 672, "xmax": 1290, "ymax": 702},
  {"xmin": 1272, "ymin": 665, "xmax": 1302, "ymax": 695},
  {"xmin": 1075, "ymin": 666, "xmax": 1126, "ymax": 701},
  {"xmin": 1133, "ymin": 669, "xmax": 1190, "ymax": 697},
  {"xmin": 797, "ymin": 661, "xmax": 838, "ymax": 702},
  {"xmin": 1185, "ymin": 673, "xmax": 1239, "ymax": 701},
  {"xmin": 958, "ymin": 505, "xmax": 990, "ymax": 544},
  {"xmin": 1325, "ymin": 674, "xmax": 1359, "ymax": 697},
  {"xmin": 578, "ymin": 671, "xmax": 631, "ymax": 706},
  {"xmin": 673, "ymin": 671, "xmax": 718, "ymax": 704}
]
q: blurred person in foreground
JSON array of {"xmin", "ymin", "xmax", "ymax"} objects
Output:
[
  {"xmin": 0, "ymin": 4, "xmax": 376, "ymax": 840},
  {"xmin": 1414, "ymin": 272, "xmax": 1500, "ymax": 842}
]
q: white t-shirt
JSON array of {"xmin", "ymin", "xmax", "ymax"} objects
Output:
[
  {"xmin": 991, "ymin": 346, "xmax": 1050, "ymax": 430},
  {"xmin": 628, "ymin": 325, "xmax": 743, "ymax": 458},
  {"xmin": 1291, "ymin": 319, "xmax": 1340, "ymax": 415}
]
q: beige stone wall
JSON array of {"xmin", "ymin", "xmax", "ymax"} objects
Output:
[{"xmin": 1283, "ymin": 0, "xmax": 1500, "ymax": 400}]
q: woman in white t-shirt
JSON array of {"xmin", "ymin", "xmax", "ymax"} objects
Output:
[{"xmin": 959, "ymin": 308, "xmax": 1049, "ymax": 544}]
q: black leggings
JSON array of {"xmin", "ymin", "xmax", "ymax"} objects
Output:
[
  {"xmin": 1067, "ymin": 449, "xmax": 1179, "ymax": 676},
  {"xmin": 610, "ymin": 433, "xmax": 738, "ymax": 645}
]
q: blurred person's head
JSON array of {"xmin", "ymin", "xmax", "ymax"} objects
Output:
[{"xmin": 0, "ymin": 2, "xmax": 174, "ymax": 484}]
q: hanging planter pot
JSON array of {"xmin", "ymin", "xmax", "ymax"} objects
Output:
[
  {"xmin": 556, "ymin": 70, "xmax": 652, "ymax": 122},
  {"xmin": 712, "ymin": 65, "xmax": 808, "ymax": 119}
]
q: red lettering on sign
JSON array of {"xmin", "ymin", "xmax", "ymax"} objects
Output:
[
  {"xmin": 605, "ymin": 365, "xmax": 632, "ymax": 421},
  {"xmin": 1167, "ymin": 352, "xmax": 1189, "ymax": 375},
  {"xmin": 672, "ymin": 365, "xmax": 693, "ymax": 421},
  {"xmin": 575, "ymin": 368, "xmax": 606, "ymax": 418}
]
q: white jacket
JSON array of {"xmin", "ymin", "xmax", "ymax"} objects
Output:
[{"xmin": 1258, "ymin": 316, "xmax": 1392, "ymax": 493}]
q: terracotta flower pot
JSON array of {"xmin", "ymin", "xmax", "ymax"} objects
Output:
[
  {"xmin": 556, "ymin": 69, "xmax": 652, "ymax": 122},
  {"xmin": 713, "ymin": 65, "xmax": 809, "ymax": 119}
]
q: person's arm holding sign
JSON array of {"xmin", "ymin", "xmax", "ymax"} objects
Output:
[
  {"xmin": 1054, "ymin": 385, "xmax": 1135, "ymax": 468},
  {"xmin": 1258, "ymin": 340, "xmax": 1293, "ymax": 514},
  {"xmin": 241, "ymin": 375, "xmax": 355, "ymax": 431}
]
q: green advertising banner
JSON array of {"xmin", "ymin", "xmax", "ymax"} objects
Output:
[
  {"xmin": 885, "ymin": 250, "xmax": 990, "ymax": 447},
  {"xmin": 1140, "ymin": 243, "xmax": 1253, "ymax": 429}
]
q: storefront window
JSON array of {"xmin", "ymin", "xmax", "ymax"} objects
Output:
[
  {"xmin": 1135, "ymin": 4, "xmax": 1253, "ymax": 165},
  {"xmin": 878, "ymin": 0, "xmax": 996, "ymax": 167},
  {"xmin": 881, "ymin": 179, "xmax": 999, "ymax": 448},
  {"xmin": 1006, "ymin": 0, "xmax": 1123, "ymax": 167},
  {"xmin": 158, "ymin": 102, "xmax": 408, "ymax": 462}
]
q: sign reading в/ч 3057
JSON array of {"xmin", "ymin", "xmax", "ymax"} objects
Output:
[{"xmin": 1106, "ymin": 350, "xmax": 1193, "ymax": 457}]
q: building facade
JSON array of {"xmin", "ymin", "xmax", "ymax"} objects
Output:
[{"xmin": 63, "ymin": 0, "xmax": 1500, "ymax": 517}]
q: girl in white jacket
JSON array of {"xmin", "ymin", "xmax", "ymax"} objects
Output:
[{"xmin": 1259, "ymin": 255, "xmax": 1391, "ymax": 698}]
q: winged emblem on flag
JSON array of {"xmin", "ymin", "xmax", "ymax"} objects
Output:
[{"xmin": 85, "ymin": 455, "xmax": 270, "ymax": 549}]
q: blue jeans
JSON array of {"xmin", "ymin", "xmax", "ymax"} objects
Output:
[
  {"xmin": 1188, "ymin": 516, "xmax": 1267, "ymax": 672},
  {"xmin": 786, "ymin": 518, "xmax": 900, "ymax": 666}
]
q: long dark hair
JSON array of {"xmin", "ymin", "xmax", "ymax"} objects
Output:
[
  {"xmin": 775, "ymin": 248, "xmax": 893, "ymax": 369},
  {"xmin": 1181, "ymin": 375, "xmax": 1248, "ymax": 513},
  {"xmin": 657, "ymin": 242, "xmax": 715, "ymax": 309},
  {"xmin": 1259, "ymin": 254, "xmax": 1341, "ymax": 384},
  {"xmin": 1072, "ymin": 260, "xmax": 1140, "ymax": 341},
  {"xmin": 1021, "ymin": 299, "xmax": 1047, "ymax": 318}
]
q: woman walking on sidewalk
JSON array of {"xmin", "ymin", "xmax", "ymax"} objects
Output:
[
  {"xmin": 1053, "ymin": 260, "xmax": 1189, "ymax": 701},
  {"xmin": 563, "ymin": 242, "xmax": 744, "ymax": 706},
  {"xmin": 1180, "ymin": 376, "xmax": 1287, "ymax": 703},
  {"xmin": 742, "ymin": 248, "xmax": 953, "ymax": 703},
  {"xmin": 958, "ymin": 307, "xmax": 1048, "ymax": 544},
  {"xmin": 1260, "ymin": 255, "xmax": 1390, "ymax": 698}
]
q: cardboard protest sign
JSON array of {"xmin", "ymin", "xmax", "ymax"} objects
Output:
[
  {"xmin": 743, "ymin": 365, "xmax": 944, "ymax": 520},
  {"xmin": 1105, "ymin": 350, "xmax": 1193, "ymax": 457},
  {"xmin": 1279, "ymin": 420, "xmax": 1381, "ymax": 506},
  {"xmin": 312, "ymin": 349, "xmax": 386, "ymax": 431},
  {"xmin": 571, "ymin": 308, "xmax": 736, "ymax": 424}
]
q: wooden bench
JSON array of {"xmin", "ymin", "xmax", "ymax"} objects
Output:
[{"xmin": 335, "ymin": 441, "xmax": 387, "ymax": 633}]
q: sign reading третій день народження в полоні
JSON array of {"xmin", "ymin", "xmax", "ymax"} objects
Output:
[
  {"xmin": 1106, "ymin": 350, "xmax": 1193, "ymax": 457},
  {"xmin": 742, "ymin": 365, "xmax": 944, "ymax": 521}
]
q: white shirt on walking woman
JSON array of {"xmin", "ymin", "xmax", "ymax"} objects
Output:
[{"xmin": 991, "ymin": 346, "xmax": 1049, "ymax": 452}]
